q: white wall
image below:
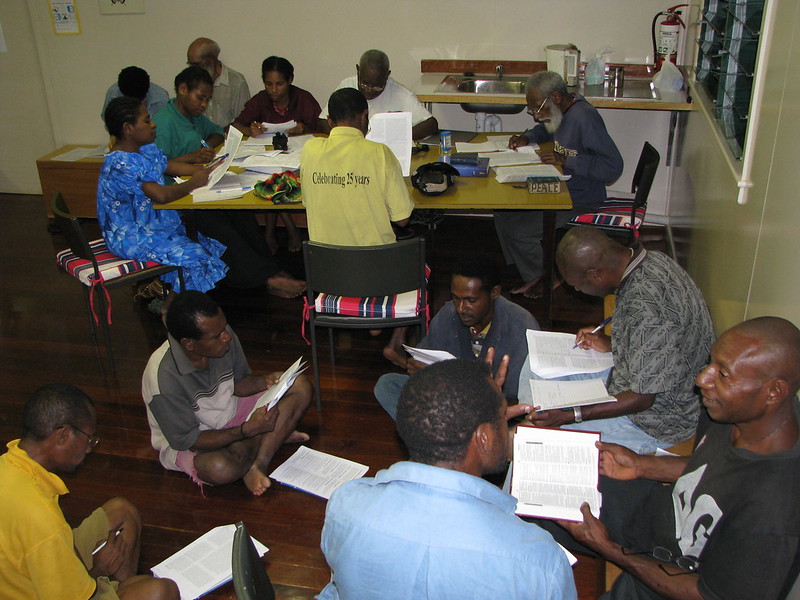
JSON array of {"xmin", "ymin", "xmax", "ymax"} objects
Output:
[{"xmin": 3, "ymin": 0, "xmax": 680, "ymax": 193}]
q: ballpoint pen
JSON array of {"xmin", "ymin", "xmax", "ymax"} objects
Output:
[
  {"xmin": 200, "ymin": 139, "xmax": 211, "ymax": 149},
  {"xmin": 573, "ymin": 316, "xmax": 612, "ymax": 349}
]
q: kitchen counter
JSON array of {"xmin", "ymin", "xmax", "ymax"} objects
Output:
[{"xmin": 413, "ymin": 69, "xmax": 692, "ymax": 112}]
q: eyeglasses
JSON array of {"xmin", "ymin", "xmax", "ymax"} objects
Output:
[
  {"xmin": 358, "ymin": 80, "xmax": 386, "ymax": 93},
  {"xmin": 68, "ymin": 424, "xmax": 100, "ymax": 450},
  {"xmin": 622, "ymin": 547, "xmax": 699, "ymax": 575},
  {"xmin": 527, "ymin": 95, "xmax": 550, "ymax": 116}
]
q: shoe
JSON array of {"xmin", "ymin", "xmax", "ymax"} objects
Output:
[{"xmin": 134, "ymin": 279, "xmax": 166, "ymax": 303}]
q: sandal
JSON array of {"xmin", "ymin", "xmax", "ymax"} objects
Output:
[{"xmin": 134, "ymin": 279, "xmax": 166, "ymax": 303}]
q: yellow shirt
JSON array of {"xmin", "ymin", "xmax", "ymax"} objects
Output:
[
  {"xmin": 301, "ymin": 126, "xmax": 414, "ymax": 246},
  {"xmin": 0, "ymin": 440, "xmax": 96, "ymax": 599}
]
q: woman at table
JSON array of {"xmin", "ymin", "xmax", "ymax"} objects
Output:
[
  {"xmin": 233, "ymin": 56, "xmax": 322, "ymax": 253},
  {"xmin": 97, "ymin": 96, "xmax": 228, "ymax": 299}
]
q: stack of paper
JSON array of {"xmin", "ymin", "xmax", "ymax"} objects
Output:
[
  {"xmin": 151, "ymin": 524, "xmax": 268, "ymax": 600},
  {"xmin": 241, "ymin": 152, "xmax": 301, "ymax": 174},
  {"xmin": 247, "ymin": 357, "xmax": 307, "ymax": 417},
  {"xmin": 525, "ymin": 330, "xmax": 614, "ymax": 378},
  {"xmin": 269, "ymin": 446, "xmax": 368, "ymax": 500},
  {"xmin": 511, "ymin": 426, "xmax": 602, "ymax": 521},
  {"xmin": 192, "ymin": 172, "xmax": 246, "ymax": 203},
  {"xmin": 495, "ymin": 164, "xmax": 571, "ymax": 184}
]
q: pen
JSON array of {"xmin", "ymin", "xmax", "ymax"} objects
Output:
[
  {"xmin": 200, "ymin": 140, "xmax": 210, "ymax": 149},
  {"xmin": 573, "ymin": 316, "xmax": 612, "ymax": 349},
  {"xmin": 92, "ymin": 528, "xmax": 123, "ymax": 555}
]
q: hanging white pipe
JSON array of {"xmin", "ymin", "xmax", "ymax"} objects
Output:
[{"xmin": 736, "ymin": 0, "xmax": 778, "ymax": 205}]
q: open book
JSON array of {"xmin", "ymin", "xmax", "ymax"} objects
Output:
[
  {"xmin": 529, "ymin": 378, "xmax": 616, "ymax": 411},
  {"xmin": 366, "ymin": 111, "xmax": 412, "ymax": 176},
  {"xmin": 247, "ymin": 357, "xmax": 307, "ymax": 419},
  {"xmin": 269, "ymin": 446, "xmax": 368, "ymax": 500},
  {"xmin": 402, "ymin": 344, "xmax": 457, "ymax": 365},
  {"xmin": 151, "ymin": 524, "xmax": 268, "ymax": 600},
  {"xmin": 526, "ymin": 330, "xmax": 614, "ymax": 378},
  {"xmin": 511, "ymin": 426, "xmax": 601, "ymax": 522}
]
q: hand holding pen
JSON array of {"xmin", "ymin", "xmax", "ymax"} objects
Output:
[
  {"xmin": 573, "ymin": 316, "xmax": 612, "ymax": 351},
  {"xmin": 192, "ymin": 139, "xmax": 216, "ymax": 164}
]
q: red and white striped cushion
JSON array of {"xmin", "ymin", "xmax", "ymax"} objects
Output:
[
  {"xmin": 314, "ymin": 289, "xmax": 423, "ymax": 318},
  {"xmin": 56, "ymin": 238, "xmax": 160, "ymax": 286},
  {"xmin": 570, "ymin": 199, "xmax": 646, "ymax": 230}
]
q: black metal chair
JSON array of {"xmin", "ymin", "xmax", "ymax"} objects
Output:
[
  {"xmin": 302, "ymin": 237, "xmax": 428, "ymax": 411},
  {"xmin": 232, "ymin": 521, "xmax": 275, "ymax": 600},
  {"xmin": 563, "ymin": 141, "xmax": 660, "ymax": 246},
  {"xmin": 52, "ymin": 192, "xmax": 183, "ymax": 371}
]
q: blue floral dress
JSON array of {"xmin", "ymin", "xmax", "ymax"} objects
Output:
[{"xmin": 96, "ymin": 143, "xmax": 228, "ymax": 292}]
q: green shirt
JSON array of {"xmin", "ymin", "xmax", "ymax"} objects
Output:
[{"xmin": 152, "ymin": 99, "xmax": 223, "ymax": 159}]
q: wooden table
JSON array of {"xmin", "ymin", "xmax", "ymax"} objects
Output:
[
  {"xmin": 163, "ymin": 139, "xmax": 572, "ymax": 326},
  {"xmin": 36, "ymin": 145, "xmax": 104, "ymax": 218}
]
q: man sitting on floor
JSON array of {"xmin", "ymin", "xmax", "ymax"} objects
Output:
[
  {"xmin": 556, "ymin": 317, "xmax": 800, "ymax": 600},
  {"xmin": 374, "ymin": 255, "xmax": 539, "ymax": 418},
  {"xmin": 0, "ymin": 383, "xmax": 179, "ymax": 600},
  {"xmin": 319, "ymin": 360, "xmax": 576, "ymax": 600},
  {"xmin": 142, "ymin": 291, "xmax": 312, "ymax": 496}
]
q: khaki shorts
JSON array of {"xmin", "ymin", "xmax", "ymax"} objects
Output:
[{"xmin": 72, "ymin": 507, "xmax": 121, "ymax": 600}]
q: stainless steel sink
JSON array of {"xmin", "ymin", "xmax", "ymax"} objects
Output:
[
  {"xmin": 456, "ymin": 79, "xmax": 527, "ymax": 94},
  {"xmin": 436, "ymin": 75, "xmax": 527, "ymax": 114}
]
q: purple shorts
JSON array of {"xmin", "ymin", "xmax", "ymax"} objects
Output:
[{"xmin": 175, "ymin": 393, "xmax": 261, "ymax": 486}]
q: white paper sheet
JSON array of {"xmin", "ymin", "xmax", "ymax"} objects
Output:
[
  {"xmin": 366, "ymin": 112, "xmax": 412, "ymax": 176},
  {"xmin": 269, "ymin": 446, "xmax": 368, "ymax": 500},
  {"xmin": 526, "ymin": 330, "xmax": 614, "ymax": 378}
]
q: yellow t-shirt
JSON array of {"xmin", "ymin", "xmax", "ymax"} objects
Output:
[
  {"xmin": 301, "ymin": 126, "xmax": 414, "ymax": 246},
  {"xmin": 0, "ymin": 440, "xmax": 96, "ymax": 599}
]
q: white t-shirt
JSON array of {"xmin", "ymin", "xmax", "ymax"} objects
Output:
[{"xmin": 321, "ymin": 76, "xmax": 432, "ymax": 126}]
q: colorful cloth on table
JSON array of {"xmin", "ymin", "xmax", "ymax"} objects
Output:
[{"xmin": 96, "ymin": 143, "xmax": 228, "ymax": 292}]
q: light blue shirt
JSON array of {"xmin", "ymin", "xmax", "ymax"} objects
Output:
[
  {"xmin": 101, "ymin": 82, "xmax": 170, "ymax": 119},
  {"xmin": 318, "ymin": 461, "xmax": 576, "ymax": 600}
]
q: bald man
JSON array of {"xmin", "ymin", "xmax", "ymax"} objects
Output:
[
  {"xmin": 555, "ymin": 317, "xmax": 800, "ymax": 600},
  {"xmin": 186, "ymin": 37, "xmax": 250, "ymax": 127},
  {"xmin": 320, "ymin": 49, "xmax": 437, "ymax": 140},
  {"xmin": 519, "ymin": 226, "xmax": 714, "ymax": 453}
]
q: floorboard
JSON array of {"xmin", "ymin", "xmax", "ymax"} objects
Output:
[{"xmin": 0, "ymin": 193, "xmax": 670, "ymax": 599}]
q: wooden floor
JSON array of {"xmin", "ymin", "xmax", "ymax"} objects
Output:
[{"xmin": 0, "ymin": 193, "xmax": 673, "ymax": 599}]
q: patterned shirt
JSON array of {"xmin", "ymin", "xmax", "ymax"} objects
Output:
[{"xmin": 610, "ymin": 249, "xmax": 714, "ymax": 444}]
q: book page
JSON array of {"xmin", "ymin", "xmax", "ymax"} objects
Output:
[
  {"xmin": 151, "ymin": 524, "xmax": 268, "ymax": 600},
  {"xmin": 512, "ymin": 427, "xmax": 601, "ymax": 521},
  {"xmin": 247, "ymin": 357, "xmax": 307, "ymax": 418},
  {"xmin": 366, "ymin": 111, "xmax": 412, "ymax": 176},
  {"xmin": 494, "ymin": 164, "xmax": 570, "ymax": 183},
  {"xmin": 482, "ymin": 151, "xmax": 542, "ymax": 168},
  {"xmin": 529, "ymin": 379, "xmax": 616, "ymax": 411},
  {"xmin": 402, "ymin": 345, "xmax": 457, "ymax": 365},
  {"xmin": 526, "ymin": 330, "xmax": 614, "ymax": 378},
  {"xmin": 269, "ymin": 446, "xmax": 368, "ymax": 500}
]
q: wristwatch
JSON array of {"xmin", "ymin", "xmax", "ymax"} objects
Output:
[{"xmin": 573, "ymin": 406, "xmax": 583, "ymax": 423}]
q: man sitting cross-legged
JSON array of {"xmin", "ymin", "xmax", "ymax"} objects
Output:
[{"xmin": 142, "ymin": 291, "xmax": 312, "ymax": 496}]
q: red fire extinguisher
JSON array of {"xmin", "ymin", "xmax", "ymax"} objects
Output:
[{"xmin": 652, "ymin": 4, "xmax": 687, "ymax": 70}]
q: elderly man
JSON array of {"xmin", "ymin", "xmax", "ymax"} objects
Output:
[
  {"xmin": 557, "ymin": 317, "xmax": 800, "ymax": 600},
  {"xmin": 142, "ymin": 291, "xmax": 312, "ymax": 496},
  {"xmin": 320, "ymin": 49, "xmax": 437, "ymax": 140},
  {"xmin": 186, "ymin": 37, "xmax": 250, "ymax": 128},
  {"xmin": 101, "ymin": 66, "xmax": 169, "ymax": 119},
  {"xmin": 520, "ymin": 226, "xmax": 714, "ymax": 453},
  {"xmin": 496, "ymin": 71, "xmax": 624, "ymax": 299},
  {"xmin": 319, "ymin": 360, "xmax": 576, "ymax": 600},
  {"xmin": 374, "ymin": 255, "xmax": 539, "ymax": 417},
  {"xmin": 0, "ymin": 383, "xmax": 178, "ymax": 600}
]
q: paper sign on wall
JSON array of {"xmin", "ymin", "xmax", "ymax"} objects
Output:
[{"xmin": 49, "ymin": 1, "xmax": 81, "ymax": 35}]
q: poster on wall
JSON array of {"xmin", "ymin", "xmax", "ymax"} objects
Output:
[
  {"xmin": 0, "ymin": 20, "xmax": 7, "ymax": 53},
  {"xmin": 99, "ymin": 0, "xmax": 146, "ymax": 15},
  {"xmin": 49, "ymin": 0, "xmax": 81, "ymax": 35}
]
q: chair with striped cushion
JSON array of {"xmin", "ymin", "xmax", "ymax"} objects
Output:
[
  {"xmin": 302, "ymin": 237, "xmax": 428, "ymax": 411},
  {"xmin": 565, "ymin": 142, "xmax": 660, "ymax": 246},
  {"xmin": 52, "ymin": 193, "xmax": 183, "ymax": 371}
]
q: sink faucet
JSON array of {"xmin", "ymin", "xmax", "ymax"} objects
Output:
[{"xmin": 496, "ymin": 64, "xmax": 503, "ymax": 80}]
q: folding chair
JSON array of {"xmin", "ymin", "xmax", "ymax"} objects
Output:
[
  {"xmin": 232, "ymin": 521, "xmax": 275, "ymax": 600},
  {"xmin": 52, "ymin": 192, "xmax": 183, "ymax": 371},
  {"xmin": 564, "ymin": 142, "xmax": 660, "ymax": 246},
  {"xmin": 302, "ymin": 237, "xmax": 428, "ymax": 411}
]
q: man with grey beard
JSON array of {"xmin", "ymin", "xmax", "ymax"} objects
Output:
[{"xmin": 496, "ymin": 71, "xmax": 623, "ymax": 299}]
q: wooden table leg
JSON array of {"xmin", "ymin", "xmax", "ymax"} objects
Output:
[{"xmin": 541, "ymin": 210, "xmax": 556, "ymax": 329}]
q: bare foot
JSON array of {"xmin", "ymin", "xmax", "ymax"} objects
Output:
[
  {"xmin": 267, "ymin": 272, "xmax": 306, "ymax": 298},
  {"xmin": 369, "ymin": 329, "xmax": 382, "ymax": 337},
  {"xmin": 510, "ymin": 278, "xmax": 541, "ymax": 296},
  {"xmin": 523, "ymin": 278, "xmax": 563, "ymax": 299},
  {"xmin": 243, "ymin": 465, "xmax": 272, "ymax": 496},
  {"xmin": 287, "ymin": 234, "xmax": 302, "ymax": 253},
  {"xmin": 382, "ymin": 345, "xmax": 408, "ymax": 369},
  {"xmin": 285, "ymin": 430, "xmax": 310, "ymax": 444}
]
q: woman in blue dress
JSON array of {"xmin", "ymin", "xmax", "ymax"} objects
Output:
[{"xmin": 97, "ymin": 96, "xmax": 228, "ymax": 294}]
